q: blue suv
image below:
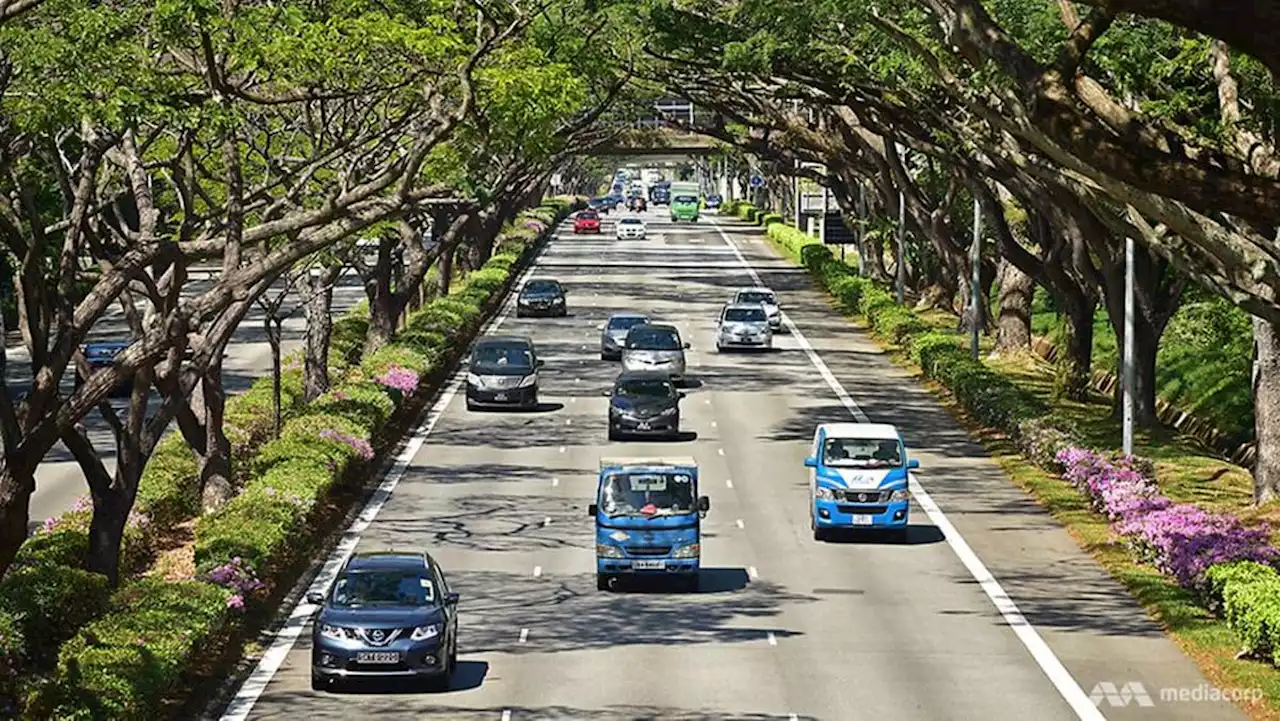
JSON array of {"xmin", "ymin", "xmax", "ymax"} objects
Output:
[
  {"xmin": 307, "ymin": 551, "xmax": 460, "ymax": 691},
  {"xmin": 804, "ymin": 423, "xmax": 918, "ymax": 542}
]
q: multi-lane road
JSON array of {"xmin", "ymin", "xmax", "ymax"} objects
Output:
[
  {"xmin": 217, "ymin": 208, "xmax": 1243, "ymax": 720},
  {"xmin": 12, "ymin": 273, "xmax": 366, "ymax": 530}
]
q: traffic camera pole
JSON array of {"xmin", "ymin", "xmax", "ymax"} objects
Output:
[
  {"xmin": 896, "ymin": 190, "xmax": 906, "ymax": 304},
  {"xmin": 1123, "ymin": 236, "xmax": 1135, "ymax": 455}
]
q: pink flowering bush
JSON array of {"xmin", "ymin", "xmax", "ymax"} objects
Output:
[
  {"xmin": 202, "ymin": 556, "xmax": 265, "ymax": 611},
  {"xmin": 375, "ymin": 365, "xmax": 419, "ymax": 394},
  {"xmin": 1056, "ymin": 447, "xmax": 1278, "ymax": 588},
  {"xmin": 319, "ymin": 429, "xmax": 375, "ymax": 461}
]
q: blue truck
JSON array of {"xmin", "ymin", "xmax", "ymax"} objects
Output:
[{"xmin": 589, "ymin": 456, "xmax": 709, "ymax": 592}]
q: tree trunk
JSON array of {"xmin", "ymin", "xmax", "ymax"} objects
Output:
[
  {"xmin": 996, "ymin": 259, "xmax": 1033, "ymax": 351},
  {"xmin": 1058, "ymin": 294, "xmax": 1096, "ymax": 401},
  {"xmin": 0, "ymin": 461, "xmax": 34, "ymax": 577},
  {"xmin": 304, "ymin": 268, "xmax": 338, "ymax": 402},
  {"xmin": 956, "ymin": 266, "xmax": 989, "ymax": 334},
  {"xmin": 1252, "ymin": 316, "xmax": 1280, "ymax": 503},
  {"xmin": 84, "ymin": 448, "xmax": 134, "ymax": 586},
  {"xmin": 439, "ymin": 244, "xmax": 453, "ymax": 296},
  {"xmin": 364, "ymin": 291, "xmax": 396, "ymax": 355},
  {"xmin": 1116, "ymin": 319, "xmax": 1161, "ymax": 428},
  {"xmin": 198, "ymin": 366, "xmax": 233, "ymax": 513}
]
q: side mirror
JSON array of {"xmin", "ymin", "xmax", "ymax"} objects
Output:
[
  {"xmin": 683, "ymin": 342, "xmax": 691, "ymax": 349},
  {"xmin": 588, "ymin": 503, "xmax": 598, "ymax": 516},
  {"xmin": 601, "ymin": 388, "xmax": 613, "ymax": 397},
  {"xmin": 306, "ymin": 591, "xmax": 325, "ymax": 605},
  {"xmin": 803, "ymin": 456, "xmax": 817, "ymax": 468},
  {"xmin": 697, "ymin": 496, "xmax": 710, "ymax": 512},
  {"xmin": 597, "ymin": 323, "xmax": 605, "ymax": 330},
  {"xmin": 445, "ymin": 592, "xmax": 460, "ymax": 605},
  {"xmin": 908, "ymin": 459, "xmax": 920, "ymax": 469},
  {"xmin": 536, "ymin": 359, "xmax": 545, "ymax": 367},
  {"xmin": 677, "ymin": 392, "xmax": 686, "ymax": 400}
]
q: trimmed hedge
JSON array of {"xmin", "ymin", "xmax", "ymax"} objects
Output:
[
  {"xmin": 33, "ymin": 197, "xmax": 579, "ymax": 718},
  {"xmin": 755, "ymin": 211, "xmax": 1280, "ymax": 675}
]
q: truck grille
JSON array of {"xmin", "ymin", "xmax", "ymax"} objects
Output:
[
  {"xmin": 836, "ymin": 505, "xmax": 888, "ymax": 515},
  {"xmin": 838, "ymin": 489, "xmax": 890, "ymax": 503},
  {"xmin": 625, "ymin": 545, "xmax": 672, "ymax": 556}
]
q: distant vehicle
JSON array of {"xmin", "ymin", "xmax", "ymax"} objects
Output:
[
  {"xmin": 668, "ymin": 181, "xmax": 700, "ymax": 222},
  {"xmin": 516, "ymin": 278, "xmax": 567, "ymax": 317},
  {"xmin": 306, "ymin": 551, "xmax": 460, "ymax": 691},
  {"xmin": 588, "ymin": 197, "xmax": 612, "ymax": 213},
  {"xmin": 589, "ymin": 456, "xmax": 710, "ymax": 591},
  {"xmin": 732, "ymin": 286, "xmax": 782, "ymax": 331},
  {"xmin": 704, "ymin": 194, "xmax": 723, "ymax": 209},
  {"xmin": 604, "ymin": 371, "xmax": 684, "ymax": 440},
  {"xmin": 649, "ymin": 186, "xmax": 670, "ymax": 205},
  {"xmin": 599, "ymin": 312, "xmax": 651, "ymax": 360},
  {"xmin": 621, "ymin": 323, "xmax": 689, "ymax": 381},
  {"xmin": 465, "ymin": 336, "xmax": 543, "ymax": 410},
  {"xmin": 804, "ymin": 423, "xmax": 918, "ymax": 542},
  {"xmin": 715, "ymin": 303, "xmax": 772, "ymax": 351},
  {"xmin": 77, "ymin": 341, "xmax": 134, "ymax": 397},
  {"xmin": 616, "ymin": 217, "xmax": 646, "ymax": 239},
  {"xmin": 628, "ymin": 196, "xmax": 647, "ymax": 212},
  {"xmin": 573, "ymin": 211, "xmax": 601, "ymax": 234}
]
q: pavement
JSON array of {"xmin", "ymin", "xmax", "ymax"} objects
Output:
[
  {"xmin": 214, "ymin": 208, "xmax": 1246, "ymax": 720},
  {"xmin": 12, "ymin": 271, "xmax": 367, "ymax": 530}
]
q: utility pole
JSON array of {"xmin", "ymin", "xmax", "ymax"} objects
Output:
[
  {"xmin": 896, "ymin": 189, "xmax": 906, "ymax": 304},
  {"xmin": 793, "ymin": 158, "xmax": 801, "ymax": 228},
  {"xmin": 819, "ymin": 184, "xmax": 829, "ymax": 244},
  {"xmin": 970, "ymin": 197, "xmax": 982, "ymax": 360},
  {"xmin": 1123, "ymin": 235, "xmax": 1135, "ymax": 455},
  {"xmin": 856, "ymin": 183, "xmax": 867, "ymax": 276}
]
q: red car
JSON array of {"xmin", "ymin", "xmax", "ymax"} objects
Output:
[{"xmin": 573, "ymin": 211, "xmax": 601, "ymax": 233}]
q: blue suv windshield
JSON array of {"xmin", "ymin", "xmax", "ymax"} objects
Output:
[
  {"xmin": 332, "ymin": 570, "xmax": 436, "ymax": 608},
  {"xmin": 822, "ymin": 438, "xmax": 900, "ymax": 468}
]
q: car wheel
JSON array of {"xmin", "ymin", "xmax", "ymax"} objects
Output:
[
  {"xmin": 608, "ymin": 426, "xmax": 619, "ymax": 441},
  {"xmin": 466, "ymin": 398, "xmax": 476, "ymax": 412},
  {"xmin": 596, "ymin": 573, "xmax": 612, "ymax": 591}
]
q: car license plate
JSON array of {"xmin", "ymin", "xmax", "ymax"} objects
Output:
[
  {"xmin": 494, "ymin": 393, "xmax": 507, "ymax": 401},
  {"xmin": 356, "ymin": 652, "xmax": 400, "ymax": 664},
  {"xmin": 637, "ymin": 422, "xmax": 651, "ymax": 430},
  {"xmin": 632, "ymin": 559, "xmax": 665, "ymax": 570},
  {"xmin": 850, "ymin": 514, "xmax": 874, "ymax": 525}
]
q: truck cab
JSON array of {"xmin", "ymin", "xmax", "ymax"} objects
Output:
[
  {"xmin": 589, "ymin": 457, "xmax": 709, "ymax": 592},
  {"xmin": 668, "ymin": 182, "xmax": 700, "ymax": 222},
  {"xmin": 804, "ymin": 423, "xmax": 918, "ymax": 542}
]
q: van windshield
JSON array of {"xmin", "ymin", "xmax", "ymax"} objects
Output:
[
  {"xmin": 626, "ymin": 328, "xmax": 681, "ymax": 350},
  {"xmin": 600, "ymin": 472, "xmax": 695, "ymax": 517},
  {"xmin": 472, "ymin": 344, "xmax": 533, "ymax": 371},
  {"xmin": 738, "ymin": 291, "xmax": 775, "ymax": 305},
  {"xmin": 822, "ymin": 438, "xmax": 901, "ymax": 468},
  {"xmin": 673, "ymin": 195, "xmax": 697, "ymax": 204}
]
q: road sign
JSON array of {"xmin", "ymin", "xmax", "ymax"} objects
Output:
[
  {"xmin": 749, "ymin": 174, "xmax": 764, "ymax": 188},
  {"xmin": 822, "ymin": 212, "xmax": 854, "ymax": 244}
]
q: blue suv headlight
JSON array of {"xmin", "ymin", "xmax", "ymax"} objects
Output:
[
  {"xmin": 410, "ymin": 623, "xmax": 442, "ymax": 641},
  {"xmin": 814, "ymin": 487, "xmax": 835, "ymax": 501},
  {"xmin": 889, "ymin": 488, "xmax": 911, "ymax": 502},
  {"xmin": 319, "ymin": 623, "xmax": 348, "ymax": 640}
]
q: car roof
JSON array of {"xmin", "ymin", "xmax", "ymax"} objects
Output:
[
  {"xmin": 608, "ymin": 312, "xmax": 649, "ymax": 320},
  {"xmin": 343, "ymin": 551, "xmax": 433, "ymax": 572},
  {"xmin": 615, "ymin": 370, "xmax": 675, "ymax": 383},
  {"xmin": 630, "ymin": 322, "xmax": 678, "ymax": 332},
  {"xmin": 524, "ymin": 278, "xmax": 561, "ymax": 286},
  {"xmin": 736, "ymin": 286, "xmax": 776, "ymax": 294},
  {"xmin": 818, "ymin": 422, "xmax": 901, "ymax": 440},
  {"xmin": 84, "ymin": 341, "xmax": 130, "ymax": 349},
  {"xmin": 723, "ymin": 302, "xmax": 767, "ymax": 312},
  {"xmin": 476, "ymin": 335, "xmax": 533, "ymax": 347}
]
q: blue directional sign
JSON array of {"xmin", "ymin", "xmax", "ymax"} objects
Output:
[{"xmin": 749, "ymin": 174, "xmax": 764, "ymax": 188}]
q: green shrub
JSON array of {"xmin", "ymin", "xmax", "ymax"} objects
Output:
[
  {"xmin": 14, "ymin": 527, "xmax": 88, "ymax": 569},
  {"xmin": 1011, "ymin": 416, "xmax": 1084, "ymax": 471},
  {"xmin": 859, "ymin": 286, "xmax": 897, "ymax": 318},
  {"xmin": 133, "ymin": 434, "xmax": 198, "ymax": 529},
  {"xmin": 0, "ymin": 608, "xmax": 25, "ymax": 703},
  {"xmin": 330, "ymin": 302, "xmax": 371, "ymax": 367},
  {"xmin": 1204, "ymin": 560, "xmax": 1278, "ymax": 613},
  {"xmin": 871, "ymin": 306, "xmax": 929, "ymax": 345},
  {"xmin": 829, "ymin": 276, "xmax": 869, "ymax": 312},
  {"xmin": 395, "ymin": 329, "xmax": 447, "ymax": 356},
  {"xmin": 0, "ymin": 564, "xmax": 110, "ymax": 670},
  {"xmin": 1223, "ymin": 573, "xmax": 1280, "ymax": 665},
  {"xmin": 800, "ymin": 244, "xmax": 833, "ymax": 272},
  {"xmin": 464, "ymin": 267, "xmax": 508, "ymax": 294},
  {"xmin": 407, "ymin": 304, "xmax": 465, "ymax": 336},
  {"xmin": 760, "ymin": 212, "xmax": 783, "ymax": 227},
  {"xmin": 38, "ymin": 579, "xmax": 229, "ymax": 721},
  {"xmin": 361, "ymin": 345, "xmax": 433, "ymax": 377},
  {"xmin": 432, "ymin": 297, "xmax": 482, "ymax": 325},
  {"xmin": 305, "ymin": 383, "xmax": 395, "ymax": 435}
]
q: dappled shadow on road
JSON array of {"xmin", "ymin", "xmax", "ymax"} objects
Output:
[
  {"xmin": 362, "ymin": 493, "xmax": 593, "ymax": 553},
  {"xmin": 245, "ymin": 698, "xmax": 816, "ymax": 720},
  {"xmin": 447, "ymin": 569, "xmax": 812, "ymax": 654},
  {"xmin": 398, "ymin": 463, "xmax": 585, "ymax": 486}
]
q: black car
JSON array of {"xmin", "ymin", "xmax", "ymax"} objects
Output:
[
  {"xmin": 604, "ymin": 371, "xmax": 685, "ymax": 441},
  {"xmin": 705, "ymin": 194, "xmax": 723, "ymax": 209},
  {"xmin": 516, "ymin": 279, "xmax": 567, "ymax": 317},
  {"xmin": 465, "ymin": 336, "xmax": 543, "ymax": 410},
  {"xmin": 307, "ymin": 551, "xmax": 460, "ymax": 691},
  {"xmin": 589, "ymin": 196, "xmax": 611, "ymax": 214},
  {"xmin": 77, "ymin": 341, "xmax": 133, "ymax": 397}
]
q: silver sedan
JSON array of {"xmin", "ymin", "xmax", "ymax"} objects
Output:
[{"xmin": 599, "ymin": 313, "xmax": 651, "ymax": 360}]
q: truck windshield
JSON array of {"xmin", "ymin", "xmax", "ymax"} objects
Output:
[
  {"xmin": 673, "ymin": 195, "xmax": 696, "ymax": 204},
  {"xmin": 822, "ymin": 438, "xmax": 901, "ymax": 468},
  {"xmin": 724, "ymin": 307, "xmax": 766, "ymax": 322},
  {"xmin": 600, "ymin": 472, "xmax": 695, "ymax": 517}
]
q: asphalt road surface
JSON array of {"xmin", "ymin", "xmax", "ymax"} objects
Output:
[
  {"xmin": 217, "ymin": 208, "xmax": 1245, "ymax": 720},
  {"xmin": 13, "ymin": 272, "xmax": 367, "ymax": 530}
]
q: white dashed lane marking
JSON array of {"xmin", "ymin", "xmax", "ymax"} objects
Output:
[
  {"xmin": 533, "ymin": 566, "xmax": 542, "ymax": 577},
  {"xmin": 519, "ymin": 628, "xmax": 529, "ymax": 643},
  {"xmin": 748, "ymin": 566, "xmax": 759, "ymax": 579},
  {"xmin": 735, "ymin": 519, "xmax": 745, "ymax": 529},
  {"xmin": 726, "ymin": 479, "xmax": 734, "ymax": 488}
]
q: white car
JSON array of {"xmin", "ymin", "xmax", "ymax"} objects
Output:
[
  {"xmin": 716, "ymin": 303, "xmax": 772, "ymax": 351},
  {"xmin": 732, "ymin": 287, "xmax": 781, "ymax": 331},
  {"xmin": 616, "ymin": 217, "xmax": 646, "ymax": 239}
]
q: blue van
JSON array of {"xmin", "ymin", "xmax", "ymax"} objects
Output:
[
  {"xmin": 589, "ymin": 456, "xmax": 709, "ymax": 592},
  {"xmin": 803, "ymin": 423, "xmax": 918, "ymax": 542}
]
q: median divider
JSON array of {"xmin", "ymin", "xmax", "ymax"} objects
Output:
[
  {"xmin": 720, "ymin": 201, "xmax": 1280, "ymax": 672},
  {"xmin": 20, "ymin": 197, "xmax": 581, "ymax": 719}
]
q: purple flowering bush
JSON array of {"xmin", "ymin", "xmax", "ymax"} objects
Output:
[
  {"xmin": 375, "ymin": 365, "xmax": 420, "ymax": 395},
  {"xmin": 202, "ymin": 556, "xmax": 266, "ymax": 610},
  {"xmin": 1056, "ymin": 447, "xmax": 1279, "ymax": 588}
]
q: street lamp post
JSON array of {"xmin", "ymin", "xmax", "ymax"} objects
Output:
[
  {"xmin": 970, "ymin": 197, "xmax": 982, "ymax": 360},
  {"xmin": 1123, "ymin": 236, "xmax": 1135, "ymax": 455}
]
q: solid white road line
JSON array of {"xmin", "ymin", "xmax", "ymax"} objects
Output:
[
  {"xmin": 767, "ymin": 632, "xmax": 778, "ymax": 647},
  {"xmin": 552, "ymin": 477, "xmax": 560, "ymax": 487},
  {"xmin": 543, "ymin": 516, "xmax": 552, "ymax": 526},
  {"xmin": 726, "ymin": 479, "xmax": 734, "ymax": 488},
  {"xmin": 748, "ymin": 565, "xmax": 759, "ymax": 579},
  {"xmin": 533, "ymin": 566, "xmax": 542, "ymax": 578},
  {"xmin": 218, "ymin": 221, "xmax": 551, "ymax": 721},
  {"xmin": 559, "ymin": 445, "xmax": 566, "ymax": 453},
  {"xmin": 502, "ymin": 711, "xmax": 513, "ymax": 721},
  {"xmin": 717, "ymin": 448, "xmax": 725, "ymax": 456},
  {"xmin": 519, "ymin": 628, "xmax": 530, "ymax": 643},
  {"xmin": 710, "ymin": 217, "xmax": 1106, "ymax": 721},
  {"xmin": 735, "ymin": 519, "xmax": 745, "ymax": 529}
]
